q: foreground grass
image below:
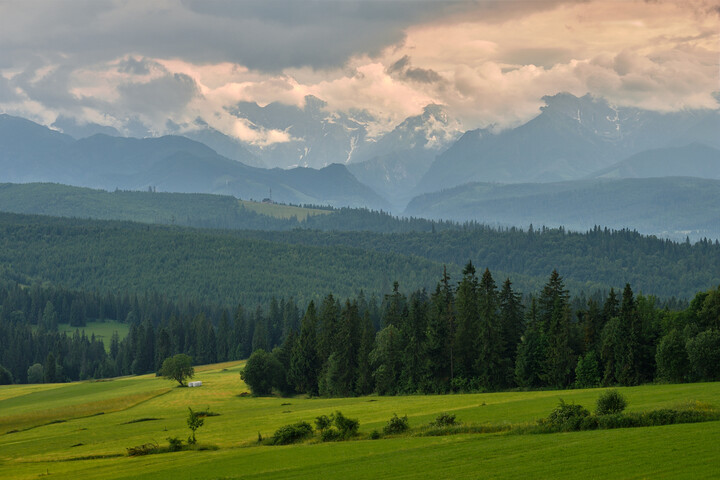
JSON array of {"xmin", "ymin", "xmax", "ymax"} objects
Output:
[{"xmin": 1, "ymin": 361, "xmax": 719, "ymax": 479}]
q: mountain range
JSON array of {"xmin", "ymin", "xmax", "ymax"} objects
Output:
[
  {"xmin": 0, "ymin": 113, "xmax": 388, "ymax": 210},
  {"xmin": 1, "ymin": 91, "xmax": 719, "ymax": 238}
]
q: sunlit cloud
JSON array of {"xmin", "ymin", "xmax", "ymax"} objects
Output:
[{"xmin": 0, "ymin": 0, "xmax": 717, "ymax": 146}]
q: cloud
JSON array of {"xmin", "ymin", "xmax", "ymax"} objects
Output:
[
  {"xmin": 387, "ymin": 55, "xmax": 443, "ymax": 84},
  {"xmin": 0, "ymin": 74, "xmax": 18, "ymax": 102},
  {"xmin": 0, "ymin": 0, "xmax": 717, "ymax": 149},
  {"xmin": 117, "ymin": 73, "xmax": 201, "ymax": 119}
]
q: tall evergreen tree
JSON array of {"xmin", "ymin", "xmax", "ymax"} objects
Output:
[
  {"xmin": 454, "ymin": 261, "xmax": 479, "ymax": 381},
  {"xmin": 355, "ymin": 311, "xmax": 376, "ymax": 395},
  {"xmin": 475, "ymin": 269, "xmax": 503, "ymax": 390},
  {"xmin": 289, "ymin": 301, "xmax": 320, "ymax": 395},
  {"xmin": 515, "ymin": 297, "xmax": 545, "ymax": 388},
  {"xmin": 400, "ymin": 289, "xmax": 428, "ymax": 393},
  {"xmin": 499, "ymin": 278, "xmax": 524, "ymax": 385}
]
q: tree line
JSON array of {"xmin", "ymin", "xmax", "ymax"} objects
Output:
[{"xmin": 1, "ymin": 266, "xmax": 718, "ymax": 391}]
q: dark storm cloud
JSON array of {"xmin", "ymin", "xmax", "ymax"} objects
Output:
[{"xmin": 0, "ymin": 0, "xmax": 479, "ymax": 72}]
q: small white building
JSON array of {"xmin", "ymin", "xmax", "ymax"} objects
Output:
[{"xmin": 188, "ymin": 381, "xmax": 202, "ymax": 387}]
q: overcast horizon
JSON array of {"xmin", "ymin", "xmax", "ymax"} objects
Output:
[{"xmin": 1, "ymin": 0, "xmax": 718, "ymax": 148}]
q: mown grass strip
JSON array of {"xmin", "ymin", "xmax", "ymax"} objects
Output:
[{"xmin": 1, "ymin": 388, "xmax": 171, "ymax": 433}]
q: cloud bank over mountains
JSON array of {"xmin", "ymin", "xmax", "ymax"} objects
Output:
[{"xmin": 0, "ymin": 0, "xmax": 717, "ymax": 153}]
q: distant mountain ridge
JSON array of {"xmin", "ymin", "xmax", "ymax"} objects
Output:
[
  {"xmin": 415, "ymin": 93, "xmax": 720, "ymax": 193},
  {"xmin": 0, "ymin": 114, "xmax": 388, "ymax": 210},
  {"xmin": 591, "ymin": 143, "xmax": 720, "ymax": 180},
  {"xmin": 404, "ymin": 176, "xmax": 720, "ymax": 241}
]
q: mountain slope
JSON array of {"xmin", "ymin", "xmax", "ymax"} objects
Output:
[
  {"xmin": 416, "ymin": 93, "xmax": 720, "ymax": 193},
  {"xmin": 591, "ymin": 143, "xmax": 720, "ymax": 180},
  {"xmin": 405, "ymin": 176, "xmax": 720, "ymax": 241},
  {"xmin": 347, "ymin": 104, "xmax": 461, "ymax": 208}
]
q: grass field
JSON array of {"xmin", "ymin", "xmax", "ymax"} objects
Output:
[
  {"xmin": 1, "ymin": 361, "xmax": 719, "ymax": 479},
  {"xmin": 238, "ymin": 200, "xmax": 332, "ymax": 221},
  {"xmin": 58, "ymin": 321, "xmax": 130, "ymax": 352}
]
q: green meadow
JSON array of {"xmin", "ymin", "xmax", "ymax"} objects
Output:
[
  {"xmin": 58, "ymin": 321, "xmax": 130, "ymax": 352},
  {"xmin": 1, "ymin": 362, "xmax": 719, "ymax": 479},
  {"xmin": 238, "ymin": 200, "xmax": 331, "ymax": 221}
]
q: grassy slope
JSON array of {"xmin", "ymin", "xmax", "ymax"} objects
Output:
[
  {"xmin": 58, "ymin": 321, "xmax": 130, "ymax": 352},
  {"xmin": 1, "ymin": 362, "xmax": 719, "ymax": 479},
  {"xmin": 238, "ymin": 200, "xmax": 331, "ymax": 221}
]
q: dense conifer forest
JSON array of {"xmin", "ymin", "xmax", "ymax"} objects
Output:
[{"xmin": 1, "ymin": 265, "xmax": 718, "ymax": 394}]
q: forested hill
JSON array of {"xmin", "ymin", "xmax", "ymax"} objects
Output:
[
  {"xmin": 0, "ymin": 212, "xmax": 455, "ymax": 307},
  {"xmin": 1, "ymin": 212, "xmax": 719, "ymax": 302},
  {"xmin": 222, "ymin": 227, "xmax": 720, "ymax": 299}
]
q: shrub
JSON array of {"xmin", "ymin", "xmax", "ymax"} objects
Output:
[
  {"xmin": 546, "ymin": 400, "xmax": 590, "ymax": 431},
  {"xmin": 596, "ymin": 390, "xmax": 627, "ymax": 415},
  {"xmin": 430, "ymin": 412, "xmax": 457, "ymax": 427},
  {"xmin": 321, "ymin": 429, "xmax": 341, "ymax": 442},
  {"xmin": 383, "ymin": 414, "xmax": 409, "ymax": 435},
  {"xmin": 333, "ymin": 411, "xmax": 359, "ymax": 438},
  {"xmin": 126, "ymin": 442, "xmax": 159, "ymax": 456},
  {"xmin": 370, "ymin": 430, "xmax": 381, "ymax": 440},
  {"xmin": 271, "ymin": 421, "xmax": 313, "ymax": 445},
  {"xmin": 597, "ymin": 413, "xmax": 640, "ymax": 429},
  {"xmin": 166, "ymin": 437, "xmax": 183, "ymax": 452},
  {"xmin": 314, "ymin": 415, "xmax": 332, "ymax": 433}
]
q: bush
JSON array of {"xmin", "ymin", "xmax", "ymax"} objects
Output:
[
  {"xmin": 597, "ymin": 413, "xmax": 640, "ymax": 429},
  {"xmin": 126, "ymin": 442, "xmax": 159, "ymax": 456},
  {"xmin": 596, "ymin": 390, "xmax": 627, "ymax": 415},
  {"xmin": 546, "ymin": 400, "xmax": 590, "ymax": 431},
  {"xmin": 333, "ymin": 411, "xmax": 359, "ymax": 438},
  {"xmin": 271, "ymin": 421, "xmax": 313, "ymax": 445},
  {"xmin": 430, "ymin": 412, "xmax": 457, "ymax": 427},
  {"xmin": 370, "ymin": 430, "xmax": 381, "ymax": 440},
  {"xmin": 166, "ymin": 437, "xmax": 183, "ymax": 452},
  {"xmin": 383, "ymin": 414, "xmax": 409, "ymax": 435},
  {"xmin": 314, "ymin": 415, "xmax": 332, "ymax": 433},
  {"xmin": 321, "ymin": 428, "xmax": 341, "ymax": 442},
  {"xmin": 320, "ymin": 411, "xmax": 360, "ymax": 441}
]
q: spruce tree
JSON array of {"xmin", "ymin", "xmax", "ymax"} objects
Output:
[
  {"xmin": 289, "ymin": 301, "xmax": 320, "ymax": 395},
  {"xmin": 499, "ymin": 278, "xmax": 524, "ymax": 384},
  {"xmin": 454, "ymin": 261, "xmax": 479, "ymax": 381},
  {"xmin": 475, "ymin": 269, "xmax": 503, "ymax": 390}
]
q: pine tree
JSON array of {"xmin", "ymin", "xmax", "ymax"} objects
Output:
[
  {"xmin": 289, "ymin": 301, "xmax": 320, "ymax": 395},
  {"xmin": 499, "ymin": 278, "xmax": 524, "ymax": 376},
  {"xmin": 400, "ymin": 289, "xmax": 428, "ymax": 393},
  {"xmin": 475, "ymin": 268, "xmax": 503, "ymax": 390},
  {"xmin": 454, "ymin": 261, "xmax": 479, "ymax": 381},
  {"xmin": 515, "ymin": 297, "xmax": 544, "ymax": 388},
  {"xmin": 355, "ymin": 311, "xmax": 376, "ymax": 395}
]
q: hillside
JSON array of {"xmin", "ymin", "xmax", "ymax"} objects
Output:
[
  {"xmin": 591, "ymin": 143, "xmax": 720, "ymax": 180},
  {"xmin": 1, "ymin": 211, "xmax": 719, "ymax": 300},
  {"xmin": 0, "ymin": 212, "xmax": 459, "ymax": 307},
  {"xmin": 405, "ymin": 176, "xmax": 720, "ymax": 242},
  {"xmin": 1, "ymin": 365, "xmax": 718, "ymax": 479}
]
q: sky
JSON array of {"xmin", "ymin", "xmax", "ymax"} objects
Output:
[{"xmin": 0, "ymin": 0, "xmax": 718, "ymax": 146}]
